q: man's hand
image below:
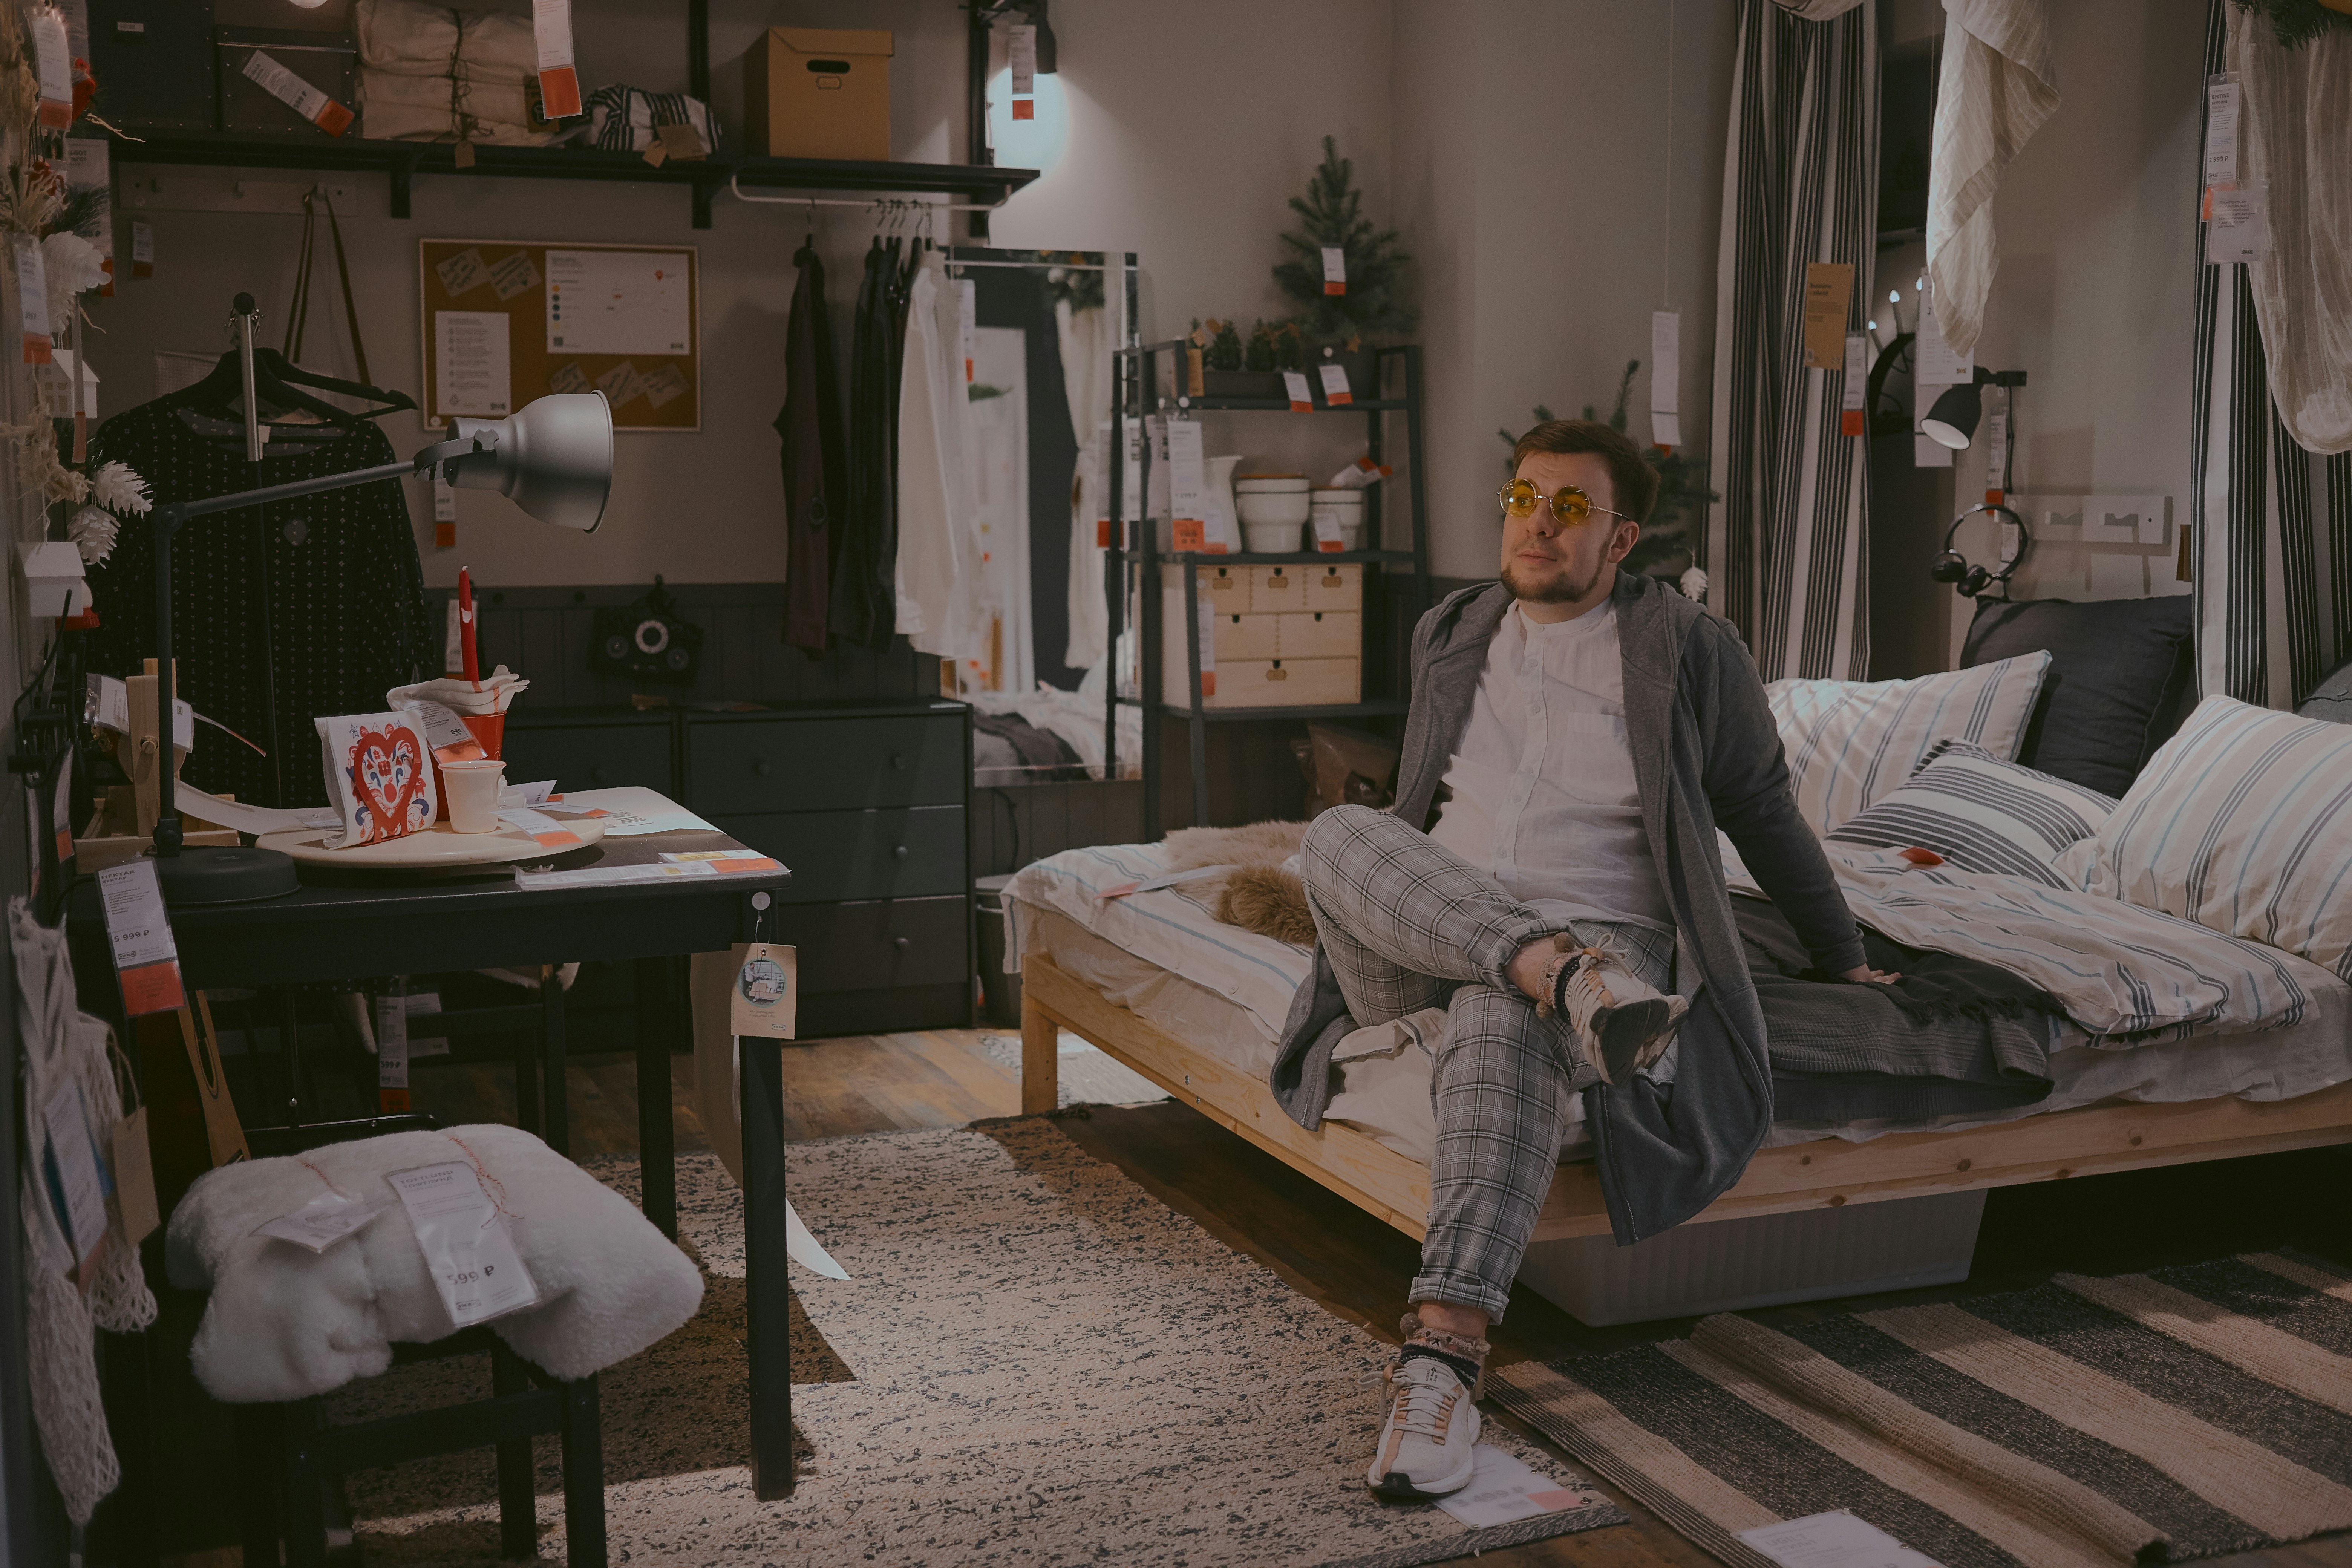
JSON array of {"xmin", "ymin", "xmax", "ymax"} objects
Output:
[{"xmin": 1840, "ymin": 964, "xmax": 1900, "ymax": 984}]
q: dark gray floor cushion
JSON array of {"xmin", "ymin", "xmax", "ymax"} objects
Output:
[{"xmin": 1961, "ymin": 596, "xmax": 2195, "ymax": 796}]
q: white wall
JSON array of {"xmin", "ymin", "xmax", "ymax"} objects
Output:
[{"xmin": 1393, "ymin": 0, "xmax": 1738, "ymax": 580}]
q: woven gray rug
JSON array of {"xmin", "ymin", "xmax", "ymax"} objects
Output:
[
  {"xmin": 335, "ymin": 1120, "xmax": 1622, "ymax": 1565},
  {"xmin": 975, "ymin": 1027, "xmax": 1171, "ymax": 1107}
]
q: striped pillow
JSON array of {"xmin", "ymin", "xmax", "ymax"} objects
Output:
[
  {"xmin": 1824, "ymin": 739, "xmax": 2117, "ymax": 887},
  {"xmin": 2063, "ymin": 695, "xmax": 2352, "ymax": 982},
  {"xmin": 1766, "ymin": 653, "xmax": 2053, "ymax": 833}
]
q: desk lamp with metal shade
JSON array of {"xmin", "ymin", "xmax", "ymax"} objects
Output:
[{"xmin": 147, "ymin": 305, "xmax": 616, "ymax": 905}]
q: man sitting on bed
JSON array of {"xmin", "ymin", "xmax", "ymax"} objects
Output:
[{"xmin": 1267, "ymin": 418, "xmax": 1890, "ymax": 1500}]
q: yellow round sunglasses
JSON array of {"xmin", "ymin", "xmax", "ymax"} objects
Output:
[{"xmin": 1496, "ymin": 478, "xmax": 1636, "ymax": 527}]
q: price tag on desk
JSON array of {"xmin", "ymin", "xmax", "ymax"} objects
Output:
[
  {"xmin": 1284, "ymin": 371, "xmax": 1312, "ymax": 412},
  {"xmin": 1312, "ymin": 505, "xmax": 1344, "ymax": 552},
  {"xmin": 729, "ymin": 943, "xmax": 798, "ymax": 1038},
  {"xmin": 384, "ymin": 1159, "xmax": 540, "ymax": 1327},
  {"xmin": 98, "ymin": 860, "xmax": 183, "ymax": 1017},
  {"xmin": 498, "ymin": 807, "xmax": 582, "ymax": 848},
  {"xmin": 662, "ymin": 849, "xmax": 784, "ymax": 874}
]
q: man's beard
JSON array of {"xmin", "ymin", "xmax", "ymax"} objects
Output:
[{"xmin": 1502, "ymin": 553, "xmax": 1608, "ymax": 606}]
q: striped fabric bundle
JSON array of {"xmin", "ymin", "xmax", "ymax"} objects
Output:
[
  {"xmin": 1767, "ymin": 652, "xmax": 2053, "ymax": 833},
  {"xmin": 1494, "ymin": 1250, "xmax": 2352, "ymax": 1568},
  {"xmin": 2063, "ymin": 696, "xmax": 2352, "ymax": 983},
  {"xmin": 1825, "ymin": 738, "xmax": 2117, "ymax": 887}
]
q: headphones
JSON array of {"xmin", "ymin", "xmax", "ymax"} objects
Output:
[{"xmin": 1928, "ymin": 503, "xmax": 2031, "ymax": 599}]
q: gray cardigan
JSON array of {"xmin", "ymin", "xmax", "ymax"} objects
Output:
[{"xmin": 1269, "ymin": 570, "xmax": 1868, "ymax": 1245}]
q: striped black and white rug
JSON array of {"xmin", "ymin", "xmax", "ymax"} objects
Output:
[{"xmin": 1493, "ymin": 1250, "xmax": 2352, "ymax": 1567}]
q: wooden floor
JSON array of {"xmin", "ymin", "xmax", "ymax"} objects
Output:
[{"xmin": 394, "ymin": 1029, "xmax": 2352, "ymax": 1568}]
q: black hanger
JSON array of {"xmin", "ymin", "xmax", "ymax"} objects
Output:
[{"xmin": 176, "ymin": 344, "xmax": 415, "ymax": 428}]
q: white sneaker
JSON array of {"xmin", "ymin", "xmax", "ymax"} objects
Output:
[
  {"xmin": 1366, "ymin": 1355, "xmax": 1480, "ymax": 1500},
  {"xmin": 1542, "ymin": 941, "xmax": 1689, "ymax": 1086}
]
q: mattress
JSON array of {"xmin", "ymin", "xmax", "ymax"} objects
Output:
[{"xmin": 1008, "ymin": 842, "xmax": 2352, "ymax": 1168}]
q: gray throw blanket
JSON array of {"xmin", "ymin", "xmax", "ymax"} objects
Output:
[{"xmin": 1731, "ymin": 894, "xmax": 2060, "ymax": 1123}]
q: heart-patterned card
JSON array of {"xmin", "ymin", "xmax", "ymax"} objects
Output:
[{"xmin": 315, "ymin": 710, "xmax": 438, "ymax": 847}]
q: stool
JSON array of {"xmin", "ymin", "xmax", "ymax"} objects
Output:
[{"xmin": 235, "ymin": 1327, "xmax": 605, "ymax": 1567}]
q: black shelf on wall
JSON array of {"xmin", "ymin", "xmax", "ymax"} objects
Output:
[{"xmin": 1107, "ymin": 340, "xmax": 1431, "ymax": 836}]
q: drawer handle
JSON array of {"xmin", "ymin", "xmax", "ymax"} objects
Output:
[
  {"xmin": 893, "ymin": 844, "xmax": 909, "ymax": 859},
  {"xmin": 889, "ymin": 753, "xmax": 908, "ymax": 770},
  {"xmin": 753, "ymin": 760, "xmax": 773, "ymax": 777},
  {"xmin": 893, "ymin": 936, "xmax": 910, "ymax": 951}
]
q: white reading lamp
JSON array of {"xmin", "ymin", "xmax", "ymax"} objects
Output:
[{"xmin": 145, "ymin": 337, "xmax": 614, "ymax": 905}]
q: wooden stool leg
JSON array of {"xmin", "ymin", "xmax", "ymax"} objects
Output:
[
  {"xmin": 236, "ymin": 1404, "xmax": 282, "ymax": 1568},
  {"xmin": 278, "ymin": 1399, "xmax": 329, "ymax": 1568},
  {"xmin": 559, "ymin": 1374, "xmax": 606, "ymax": 1568},
  {"xmin": 490, "ymin": 1341, "xmax": 538, "ymax": 1560}
]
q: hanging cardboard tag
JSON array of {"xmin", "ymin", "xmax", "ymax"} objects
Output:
[
  {"xmin": 1321, "ymin": 246, "xmax": 1346, "ymax": 296},
  {"xmin": 1317, "ymin": 361, "xmax": 1352, "ymax": 407},
  {"xmin": 453, "ymin": 138, "xmax": 476, "ymax": 168},
  {"xmin": 240, "ymin": 50, "xmax": 354, "ymax": 136},
  {"xmin": 728, "ymin": 942, "xmax": 798, "ymax": 1038},
  {"xmin": 108, "ymin": 1107, "xmax": 159, "ymax": 1248},
  {"xmin": 530, "ymin": 0, "xmax": 581, "ymax": 119},
  {"xmin": 180, "ymin": 994, "xmax": 248, "ymax": 1165},
  {"xmin": 1283, "ymin": 371, "xmax": 1312, "ymax": 412},
  {"xmin": 375, "ymin": 991, "xmax": 410, "ymax": 1113},
  {"xmin": 30, "ymin": 6, "xmax": 70, "ymax": 130},
  {"xmin": 15, "ymin": 237, "xmax": 50, "ymax": 365},
  {"xmin": 130, "ymin": 220, "xmax": 153, "ymax": 279},
  {"xmin": 42, "ymin": 1081, "xmax": 109, "ymax": 1284},
  {"xmin": 2203, "ymin": 75, "xmax": 2240, "ymax": 188},
  {"xmin": 654, "ymin": 121, "xmax": 705, "ymax": 161},
  {"xmin": 1840, "ymin": 334, "xmax": 1868, "ymax": 437},
  {"xmin": 1800, "ymin": 261, "xmax": 1853, "ymax": 369},
  {"xmin": 384, "ymin": 1160, "xmax": 540, "ymax": 1327},
  {"xmin": 98, "ymin": 859, "xmax": 182, "ymax": 1016},
  {"xmin": 254, "ymin": 1187, "xmax": 391, "ymax": 1252},
  {"xmin": 1009, "ymin": 23, "xmax": 1036, "ymax": 96}
]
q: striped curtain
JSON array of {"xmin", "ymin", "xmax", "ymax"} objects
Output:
[
  {"xmin": 1703, "ymin": 0, "xmax": 1880, "ymax": 681},
  {"xmin": 2192, "ymin": 0, "xmax": 2352, "ymax": 709}
]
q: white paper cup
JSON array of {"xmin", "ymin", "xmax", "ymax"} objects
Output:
[{"xmin": 439, "ymin": 760, "xmax": 508, "ymax": 834}]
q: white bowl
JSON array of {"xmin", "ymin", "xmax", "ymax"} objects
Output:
[
  {"xmin": 1243, "ymin": 522, "xmax": 1303, "ymax": 553},
  {"xmin": 1236, "ymin": 475, "xmax": 1309, "ymax": 493},
  {"xmin": 1237, "ymin": 490, "xmax": 1312, "ymax": 526}
]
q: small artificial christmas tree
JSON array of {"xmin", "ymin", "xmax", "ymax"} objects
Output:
[
  {"xmin": 1496, "ymin": 360, "xmax": 1718, "ymax": 579},
  {"xmin": 1207, "ymin": 318, "xmax": 1245, "ymax": 372},
  {"xmin": 1273, "ymin": 137, "xmax": 1415, "ymax": 346}
]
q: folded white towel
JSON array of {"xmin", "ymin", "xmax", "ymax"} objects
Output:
[{"xmin": 166, "ymin": 1124, "xmax": 702, "ymax": 1403}]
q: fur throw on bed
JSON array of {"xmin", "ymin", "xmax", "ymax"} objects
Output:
[{"xmin": 1162, "ymin": 820, "xmax": 1318, "ymax": 946}]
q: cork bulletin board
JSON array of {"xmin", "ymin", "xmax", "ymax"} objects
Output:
[{"xmin": 416, "ymin": 239, "xmax": 701, "ymax": 432}]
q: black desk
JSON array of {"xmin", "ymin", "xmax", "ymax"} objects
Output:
[{"xmin": 66, "ymin": 825, "xmax": 808, "ymax": 1552}]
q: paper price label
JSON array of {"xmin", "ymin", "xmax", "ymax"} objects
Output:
[
  {"xmin": 1283, "ymin": 371, "xmax": 1313, "ymax": 412},
  {"xmin": 405, "ymin": 699, "xmax": 481, "ymax": 758},
  {"xmin": 374, "ymin": 992, "xmax": 410, "ymax": 1111},
  {"xmin": 1916, "ymin": 286, "xmax": 1972, "ymax": 386},
  {"xmin": 2208, "ymin": 184, "xmax": 2269, "ymax": 265},
  {"xmin": 1312, "ymin": 507, "xmax": 1344, "ymax": 551},
  {"xmin": 1009, "ymin": 23, "xmax": 1037, "ymax": 95},
  {"xmin": 1318, "ymin": 361, "xmax": 1353, "ymax": 406},
  {"xmin": 255, "ymin": 1188, "xmax": 392, "ymax": 1252},
  {"xmin": 98, "ymin": 860, "xmax": 182, "ymax": 1017},
  {"xmin": 1649, "ymin": 311, "xmax": 1680, "ymax": 415},
  {"xmin": 1321, "ymin": 246, "xmax": 1346, "ymax": 296},
  {"xmin": 728, "ymin": 942, "xmax": 798, "ymax": 1037},
  {"xmin": 1841, "ymin": 334, "xmax": 1868, "ymax": 436},
  {"xmin": 130, "ymin": 220, "xmax": 153, "ymax": 278},
  {"xmin": 2203, "ymin": 76, "xmax": 2240, "ymax": 188},
  {"xmin": 957, "ymin": 277, "xmax": 977, "ymax": 383},
  {"xmin": 41, "ymin": 1081, "xmax": 108, "ymax": 1281},
  {"xmin": 498, "ymin": 807, "xmax": 582, "ymax": 848},
  {"xmin": 1195, "ymin": 595, "xmax": 1216, "ymax": 700},
  {"xmin": 531, "ymin": 0, "xmax": 581, "ymax": 119},
  {"xmin": 1801, "ymin": 261, "xmax": 1853, "ymax": 368},
  {"xmin": 30, "ymin": 7, "xmax": 69, "ymax": 130},
  {"xmin": 1167, "ymin": 420, "xmax": 1215, "ymax": 551},
  {"xmin": 1982, "ymin": 409, "xmax": 2009, "ymax": 502},
  {"xmin": 15, "ymin": 237, "xmax": 49, "ymax": 365},
  {"xmin": 108, "ymin": 1107, "xmax": 159, "ymax": 1248},
  {"xmin": 384, "ymin": 1161, "xmax": 540, "ymax": 1327},
  {"xmin": 241, "ymin": 50, "xmax": 353, "ymax": 136}
]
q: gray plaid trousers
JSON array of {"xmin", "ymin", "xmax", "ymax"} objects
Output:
[{"xmin": 1297, "ymin": 805, "xmax": 1675, "ymax": 1320}]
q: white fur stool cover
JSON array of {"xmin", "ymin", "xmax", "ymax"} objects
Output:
[{"xmin": 166, "ymin": 1124, "xmax": 702, "ymax": 1403}]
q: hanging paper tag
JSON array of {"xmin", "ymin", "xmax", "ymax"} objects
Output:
[
  {"xmin": 1800, "ymin": 261, "xmax": 1853, "ymax": 368},
  {"xmin": 406, "ymin": 700, "xmax": 486, "ymax": 762},
  {"xmin": 240, "ymin": 50, "xmax": 354, "ymax": 136},
  {"xmin": 63, "ymin": 139, "xmax": 111, "ymax": 293},
  {"xmin": 2208, "ymin": 185, "xmax": 2269, "ymax": 265},
  {"xmin": 384, "ymin": 1161, "xmax": 541, "ymax": 1327},
  {"xmin": 1321, "ymin": 246, "xmax": 1346, "ymax": 296},
  {"xmin": 42, "ymin": 1081, "xmax": 109, "ymax": 1283},
  {"xmin": 98, "ymin": 860, "xmax": 182, "ymax": 1017},
  {"xmin": 30, "ymin": 6, "xmax": 70, "ymax": 130},
  {"xmin": 1981, "ymin": 409, "xmax": 2009, "ymax": 504},
  {"xmin": 1318, "ymin": 362, "xmax": 1353, "ymax": 407},
  {"xmin": 254, "ymin": 1187, "xmax": 394, "ymax": 1252},
  {"xmin": 1916, "ymin": 286, "xmax": 1972, "ymax": 386},
  {"xmin": 728, "ymin": 942, "xmax": 798, "ymax": 1038},
  {"xmin": 1312, "ymin": 506, "xmax": 1344, "ymax": 552},
  {"xmin": 15, "ymin": 237, "xmax": 50, "ymax": 365},
  {"xmin": 1840, "ymin": 334, "xmax": 1868, "ymax": 436},
  {"xmin": 957, "ymin": 278, "xmax": 977, "ymax": 383},
  {"xmin": 1009, "ymin": 23, "xmax": 1036, "ymax": 96},
  {"xmin": 442, "ymin": 599, "xmax": 466, "ymax": 674},
  {"xmin": 530, "ymin": 0, "xmax": 581, "ymax": 120},
  {"xmin": 1121, "ymin": 415, "xmax": 1145, "ymax": 525},
  {"xmin": 1167, "ymin": 420, "xmax": 1214, "ymax": 552},
  {"xmin": 1332, "ymin": 457, "xmax": 1392, "ymax": 488},
  {"xmin": 1283, "ymin": 371, "xmax": 1313, "ymax": 412},
  {"xmin": 1649, "ymin": 310, "xmax": 1680, "ymax": 432},
  {"xmin": 1089, "ymin": 416, "xmax": 1112, "ymax": 545},
  {"xmin": 1195, "ymin": 593, "xmax": 1217, "ymax": 700},
  {"xmin": 130, "ymin": 220, "xmax": 153, "ymax": 279},
  {"xmin": 374, "ymin": 990, "xmax": 410, "ymax": 1113},
  {"xmin": 2203, "ymin": 75, "xmax": 2240, "ymax": 188},
  {"xmin": 108, "ymin": 1107, "xmax": 159, "ymax": 1248},
  {"xmin": 432, "ymin": 472, "xmax": 457, "ymax": 548}
]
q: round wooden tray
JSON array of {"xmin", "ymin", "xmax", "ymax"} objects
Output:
[{"xmin": 255, "ymin": 816, "xmax": 606, "ymax": 868}]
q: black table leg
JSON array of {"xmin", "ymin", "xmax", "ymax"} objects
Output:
[
  {"xmin": 634, "ymin": 956, "xmax": 677, "ymax": 1239},
  {"xmin": 279, "ymin": 991, "xmax": 305, "ymax": 1127},
  {"xmin": 511, "ymin": 1016, "xmax": 541, "ymax": 1137},
  {"xmin": 490, "ymin": 1341, "xmax": 536, "ymax": 1560},
  {"xmin": 540, "ymin": 966, "xmax": 568, "ymax": 1156},
  {"xmin": 740, "ymin": 1034, "xmax": 793, "ymax": 1499},
  {"xmin": 560, "ymin": 1374, "xmax": 607, "ymax": 1567}
]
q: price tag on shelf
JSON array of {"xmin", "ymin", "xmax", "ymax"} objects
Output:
[
  {"xmin": 1312, "ymin": 507, "xmax": 1344, "ymax": 552},
  {"xmin": 531, "ymin": 0, "xmax": 581, "ymax": 119},
  {"xmin": 1318, "ymin": 361, "xmax": 1353, "ymax": 407},
  {"xmin": 1321, "ymin": 246, "xmax": 1346, "ymax": 296},
  {"xmin": 1195, "ymin": 594, "xmax": 1217, "ymax": 699},
  {"xmin": 240, "ymin": 49, "xmax": 354, "ymax": 136},
  {"xmin": 1841, "ymin": 334, "xmax": 1868, "ymax": 437},
  {"xmin": 1167, "ymin": 420, "xmax": 1219, "ymax": 552},
  {"xmin": 97, "ymin": 860, "xmax": 182, "ymax": 1017},
  {"xmin": 1283, "ymin": 371, "xmax": 1312, "ymax": 412}
]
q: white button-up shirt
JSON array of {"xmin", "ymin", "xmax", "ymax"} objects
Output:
[{"xmin": 1427, "ymin": 599, "xmax": 1672, "ymax": 930}]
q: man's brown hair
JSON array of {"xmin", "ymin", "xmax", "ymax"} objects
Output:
[{"xmin": 1510, "ymin": 419, "xmax": 1660, "ymax": 524}]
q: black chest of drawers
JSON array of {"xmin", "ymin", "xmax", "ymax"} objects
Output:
[{"xmin": 504, "ymin": 698, "xmax": 974, "ymax": 1037}]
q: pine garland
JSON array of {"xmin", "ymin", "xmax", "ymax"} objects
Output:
[{"xmin": 1272, "ymin": 137, "xmax": 1415, "ymax": 345}]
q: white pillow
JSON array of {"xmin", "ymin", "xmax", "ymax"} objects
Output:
[
  {"xmin": 2061, "ymin": 695, "xmax": 2352, "ymax": 983},
  {"xmin": 1766, "ymin": 652, "xmax": 2053, "ymax": 833}
]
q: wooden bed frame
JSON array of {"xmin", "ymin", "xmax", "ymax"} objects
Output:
[{"xmin": 1019, "ymin": 951, "xmax": 2352, "ymax": 1243}]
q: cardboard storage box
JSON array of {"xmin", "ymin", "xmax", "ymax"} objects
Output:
[{"xmin": 744, "ymin": 27, "xmax": 892, "ymax": 160}]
